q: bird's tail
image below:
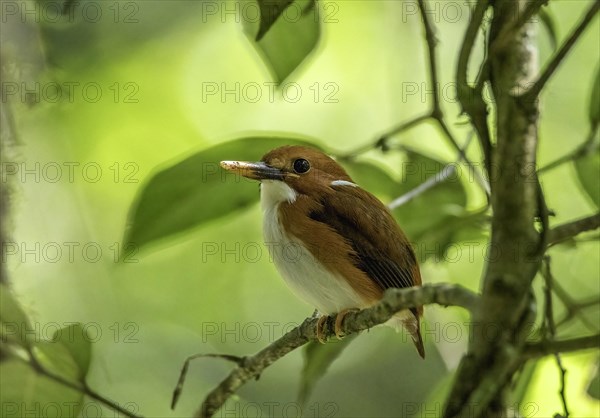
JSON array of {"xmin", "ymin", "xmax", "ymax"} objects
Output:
[{"xmin": 402, "ymin": 308, "xmax": 425, "ymax": 359}]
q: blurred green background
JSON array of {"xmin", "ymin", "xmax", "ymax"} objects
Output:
[{"xmin": 1, "ymin": 0, "xmax": 599, "ymax": 417}]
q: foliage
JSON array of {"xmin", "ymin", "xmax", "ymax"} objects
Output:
[{"xmin": 1, "ymin": 0, "xmax": 598, "ymax": 417}]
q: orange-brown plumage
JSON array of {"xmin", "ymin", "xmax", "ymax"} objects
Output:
[{"xmin": 221, "ymin": 145, "xmax": 425, "ymax": 358}]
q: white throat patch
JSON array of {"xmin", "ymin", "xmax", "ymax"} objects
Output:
[{"xmin": 260, "ymin": 180, "xmax": 297, "ymax": 211}]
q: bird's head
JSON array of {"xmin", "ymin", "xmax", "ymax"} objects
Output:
[{"xmin": 220, "ymin": 146, "xmax": 354, "ymax": 202}]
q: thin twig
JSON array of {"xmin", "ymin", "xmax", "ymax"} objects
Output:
[
  {"xmin": 172, "ymin": 354, "xmax": 245, "ymax": 410},
  {"xmin": 341, "ymin": 0, "xmax": 491, "ymax": 198},
  {"xmin": 552, "ymin": 278, "xmax": 599, "ymax": 332},
  {"xmin": 417, "ymin": 0, "xmax": 441, "ymax": 118},
  {"xmin": 456, "ymin": 0, "xmax": 493, "ymax": 178},
  {"xmin": 541, "ymin": 256, "xmax": 570, "ymax": 417},
  {"xmin": 538, "ymin": 130, "xmax": 599, "ymax": 174},
  {"xmin": 388, "ymin": 164, "xmax": 456, "ymax": 209},
  {"xmin": 387, "ymin": 133, "xmax": 476, "ymax": 209},
  {"xmin": 338, "ymin": 113, "xmax": 430, "ymax": 161},
  {"xmin": 195, "ymin": 284, "xmax": 480, "ymax": 418},
  {"xmin": 20, "ymin": 346, "xmax": 142, "ymax": 418},
  {"xmin": 524, "ymin": 2, "xmax": 600, "ymax": 100},
  {"xmin": 522, "ymin": 334, "xmax": 600, "ymax": 358},
  {"xmin": 548, "ymin": 213, "xmax": 600, "ymax": 246}
]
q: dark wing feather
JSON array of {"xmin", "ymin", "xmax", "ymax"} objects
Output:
[{"xmin": 309, "ymin": 185, "xmax": 420, "ymax": 292}]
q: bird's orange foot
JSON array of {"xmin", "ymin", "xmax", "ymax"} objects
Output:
[
  {"xmin": 334, "ymin": 308, "xmax": 360, "ymax": 340},
  {"xmin": 316, "ymin": 315, "xmax": 329, "ymax": 343}
]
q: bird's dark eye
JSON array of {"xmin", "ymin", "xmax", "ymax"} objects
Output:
[{"xmin": 293, "ymin": 158, "xmax": 311, "ymax": 174}]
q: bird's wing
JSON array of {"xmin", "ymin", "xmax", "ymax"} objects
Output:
[{"xmin": 310, "ymin": 185, "xmax": 422, "ymax": 292}]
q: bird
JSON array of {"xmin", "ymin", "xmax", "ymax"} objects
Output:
[{"xmin": 220, "ymin": 145, "xmax": 425, "ymax": 358}]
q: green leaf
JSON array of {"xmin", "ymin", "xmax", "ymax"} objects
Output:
[
  {"xmin": 574, "ymin": 143, "xmax": 600, "ymax": 208},
  {"xmin": 538, "ymin": 7, "xmax": 558, "ymax": 51},
  {"xmin": 243, "ymin": 0, "xmax": 320, "ymax": 83},
  {"xmin": 589, "ymin": 67, "xmax": 599, "ymax": 129},
  {"xmin": 0, "ymin": 283, "xmax": 33, "ymax": 348},
  {"xmin": 51, "ymin": 324, "xmax": 92, "ymax": 381},
  {"xmin": 0, "ymin": 360, "xmax": 84, "ymax": 417},
  {"xmin": 255, "ymin": 0, "xmax": 295, "ymax": 40},
  {"xmin": 298, "ymin": 336, "xmax": 356, "ymax": 405},
  {"xmin": 35, "ymin": 340, "xmax": 81, "ymax": 382},
  {"xmin": 390, "ymin": 151, "xmax": 473, "ymax": 261},
  {"xmin": 124, "ymin": 136, "xmax": 318, "ymax": 252}
]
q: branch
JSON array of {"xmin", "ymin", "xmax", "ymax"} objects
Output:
[
  {"xmin": 388, "ymin": 133, "xmax": 476, "ymax": 209},
  {"xmin": 524, "ymin": 2, "xmax": 600, "ymax": 100},
  {"xmin": 492, "ymin": 0, "xmax": 549, "ymax": 51},
  {"xmin": 541, "ymin": 256, "xmax": 570, "ymax": 417},
  {"xmin": 456, "ymin": 0, "xmax": 493, "ymax": 177},
  {"xmin": 446, "ymin": 0, "xmax": 543, "ymax": 415},
  {"xmin": 548, "ymin": 213, "xmax": 600, "ymax": 245},
  {"xmin": 195, "ymin": 284, "xmax": 479, "ymax": 418},
  {"xmin": 338, "ymin": 113, "xmax": 430, "ymax": 161},
  {"xmin": 538, "ymin": 130, "xmax": 599, "ymax": 173},
  {"xmin": 341, "ymin": 0, "xmax": 491, "ymax": 197},
  {"xmin": 418, "ymin": 0, "xmax": 490, "ymax": 196},
  {"xmin": 388, "ymin": 164, "xmax": 457, "ymax": 209},
  {"xmin": 522, "ymin": 334, "xmax": 600, "ymax": 358},
  {"xmin": 417, "ymin": 0, "xmax": 441, "ymax": 119}
]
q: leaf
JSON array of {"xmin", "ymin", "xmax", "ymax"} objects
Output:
[
  {"xmin": 51, "ymin": 324, "xmax": 92, "ymax": 381},
  {"xmin": 589, "ymin": 67, "xmax": 599, "ymax": 129},
  {"xmin": 298, "ymin": 336, "xmax": 356, "ymax": 405},
  {"xmin": 35, "ymin": 340, "xmax": 81, "ymax": 382},
  {"xmin": 390, "ymin": 151, "xmax": 473, "ymax": 262},
  {"xmin": 574, "ymin": 143, "xmax": 600, "ymax": 208},
  {"xmin": 243, "ymin": 0, "xmax": 320, "ymax": 84},
  {"xmin": 0, "ymin": 284, "xmax": 33, "ymax": 348},
  {"xmin": 255, "ymin": 0, "xmax": 295, "ymax": 40},
  {"xmin": 538, "ymin": 7, "xmax": 558, "ymax": 51},
  {"xmin": 124, "ymin": 136, "xmax": 318, "ymax": 252},
  {"xmin": 0, "ymin": 360, "xmax": 84, "ymax": 417}
]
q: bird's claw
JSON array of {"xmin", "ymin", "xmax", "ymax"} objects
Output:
[
  {"xmin": 334, "ymin": 308, "xmax": 360, "ymax": 340},
  {"xmin": 316, "ymin": 315, "xmax": 329, "ymax": 343}
]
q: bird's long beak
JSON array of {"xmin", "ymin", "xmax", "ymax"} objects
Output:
[{"xmin": 220, "ymin": 160, "xmax": 284, "ymax": 181}]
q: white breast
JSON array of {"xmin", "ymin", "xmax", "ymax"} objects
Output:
[{"xmin": 260, "ymin": 180, "xmax": 365, "ymax": 314}]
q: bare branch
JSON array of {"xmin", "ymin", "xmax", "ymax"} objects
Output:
[
  {"xmin": 539, "ymin": 130, "xmax": 599, "ymax": 174},
  {"xmin": 195, "ymin": 284, "xmax": 479, "ymax": 418},
  {"xmin": 541, "ymin": 256, "xmax": 570, "ymax": 417},
  {"xmin": 417, "ymin": 0, "xmax": 442, "ymax": 119},
  {"xmin": 456, "ymin": 0, "xmax": 493, "ymax": 177},
  {"xmin": 341, "ymin": 0, "xmax": 491, "ymax": 197},
  {"xmin": 548, "ymin": 213, "xmax": 600, "ymax": 246},
  {"xmin": 388, "ymin": 164, "xmax": 457, "ymax": 209},
  {"xmin": 522, "ymin": 334, "xmax": 600, "ymax": 358},
  {"xmin": 524, "ymin": 2, "xmax": 600, "ymax": 100},
  {"xmin": 172, "ymin": 354, "xmax": 245, "ymax": 410},
  {"xmin": 446, "ymin": 0, "xmax": 543, "ymax": 415}
]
